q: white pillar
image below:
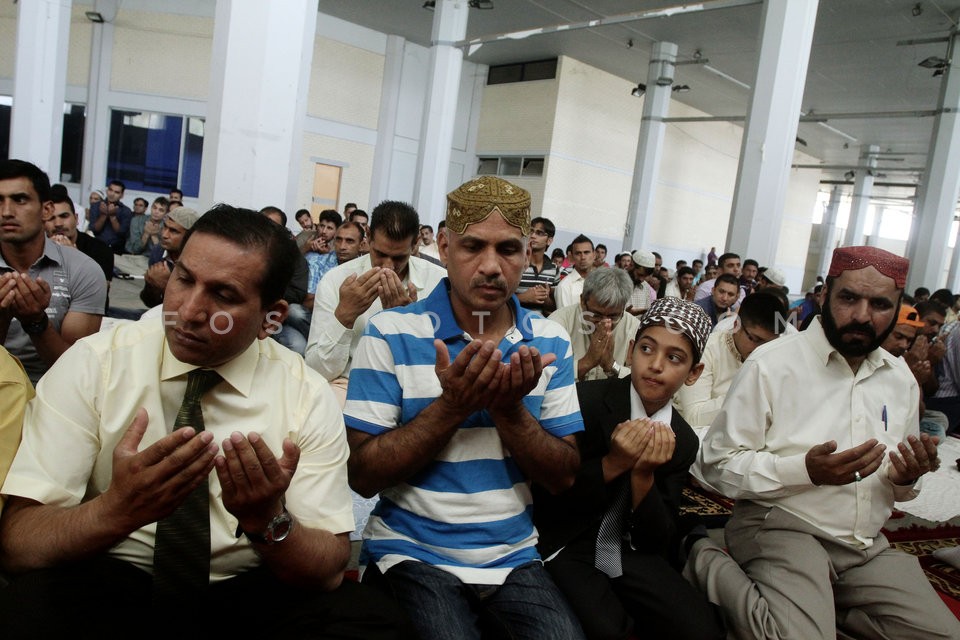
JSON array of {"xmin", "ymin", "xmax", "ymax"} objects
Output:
[
  {"xmin": 726, "ymin": 0, "xmax": 819, "ymax": 266},
  {"xmin": 9, "ymin": 0, "xmax": 72, "ymax": 176},
  {"xmin": 622, "ymin": 41, "xmax": 677, "ymax": 252},
  {"xmin": 868, "ymin": 205, "xmax": 884, "ymax": 247},
  {"xmin": 817, "ymin": 185, "xmax": 842, "ymax": 278},
  {"xmin": 369, "ymin": 35, "xmax": 406, "ymax": 209},
  {"xmin": 908, "ymin": 31, "xmax": 960, "ymax": 292},
  {"xmin": 80, "ymin": 0, "xmax": 118, "ymax": 223},
  {"xmin": 412, "ymin": 0, "xmax": 469, "ymax": 222},
  {"xmin": 200, "ymin": 0, "xmax": 317, "ymax": 218},
  {"xmin": 843, "ymin": 145, "xmax": 878, "ymax": 246},
  {"xmin": 947, "ymin": 215, "xmax": 960, "ymax": 291}
]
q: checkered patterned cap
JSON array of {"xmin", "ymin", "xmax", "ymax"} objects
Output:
[{"xmin": 637, "ymin": 297, "xmax": 712, "ymax": 361}]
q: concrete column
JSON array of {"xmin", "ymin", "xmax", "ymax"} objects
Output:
[
  {"xmin": 726, "ymin": 0, "xmax": 819, "ymax": 266},
  {"xmin": 412, "ymin": 0, "xmax": 469, "ymax": 222},
  {"xmin": 868, "ymin": 205, "xmax": 884, "ymax": 247},
  {"xmin": 817, "ymin": 185, "xmax": 842, "ymax": 278},
  {"xmin": 622, "ymin": 41, "xmax": 677, "ymax": 252},
  {"xmin": 947, "ymin": 215, "xmax": 960, "ymax": 291},
  {"xmin": 9, "ymin": 0, "xmax": 72, "ymax": 176},
  {"xmin": 908, "ymin": 31, "xmax": 960, "ymax": 292},
  {"xmin": 80, "ymin": 0, "xmax": 119, "ymax": 227},
  {"xmin": 200, "ymin": 0, "xmax": 317, "ymax": 218},
  {"xmin": 369, "ymin": 35, "xmax": 406, "ymax": 209},
  {"xmin": 843, "ymin": 145, "xmax": 878, "ymax": 246}
]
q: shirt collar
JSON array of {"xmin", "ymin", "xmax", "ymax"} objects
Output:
[
  {"xmin": 722, "ymin": 330, "xmax": 743, "ymax": 364},
  {"xmin": 630, "ymin": 384, "xmax": 673, "ymax": 423},
  {"xmin": 0, "ymin": 237, "xmax": 61, "ymax": 271},
  {"xmin": 161, "ymin": 335, "xmax": 261, "ymax": 396},
  {"xmin": 425, "ymin": 278, "xmax": 532, "ymax": 342}
]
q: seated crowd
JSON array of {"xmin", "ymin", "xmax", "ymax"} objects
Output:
[{"xmin": 0, "ymin": 158, "xmax": 958, "ymax": 639}]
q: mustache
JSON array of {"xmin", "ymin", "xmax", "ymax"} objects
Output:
[
  {"xmin": 837, "ymin": 321, "xmax": 876, "ymax": 339},
  {"xmin": 470, "ymin": 277, "xmax": 507, "ymax": 291}
]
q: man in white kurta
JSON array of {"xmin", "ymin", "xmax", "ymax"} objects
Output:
[{"xmin": 685, "ymin": 246, "xmax": 959, "ymax": 640}]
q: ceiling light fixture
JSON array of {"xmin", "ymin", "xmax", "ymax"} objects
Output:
[
  {"xmin": 912, "ymin": 3, "xmax": 923, "ymax": 17},
  {"xmin": 919, "ymin": 56, "xmax": 948, "ymax": 69},
  {"xmin": 671, "ymin": 84, "xmax": 690, "ymax": 93},
  {"xmin": 424, "ymin": 0, "xmax": 494, "ymax": 9},
  {"xmin": 85, "ymin": 11, "xmax": 105, "ymax": 23},
  {"xmin": 631, "ymin": 83, "xmax": 646, "ymax": 97},
  {"xmin": 844, "ymin": 170, "xmax": 856, "ymax": 181}
]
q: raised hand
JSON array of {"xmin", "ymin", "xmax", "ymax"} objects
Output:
[
  {"xmin": 490, "ymin": 344, "xmax": 557, "ymax": 414},
  {"xmin": 335, "ymin": 267, "xmax": 382, "ymax": 327},
  {"xmin": 5, "ymin": 272, "xmax": 52, "ymax": 322},
  {"xmin": 216, "ymin": 431, "xmax": 300, "ymax": 533},
  {"xmin": 805, "ymin": 439, "xmax": 886, "ymax": 486},
  {"xmin": 888, "ymin": 433, "xmax": 940, "ymax": 485},
  {"xmin": 603, "ymin": 418, "xmax": 652, "ymax": 480},
  {"xmin": 104, "ymin": 408, "xmax": 218, "ymax": 531},
  {"xmin": 633, "ymin": 421, "xmax": 676, "ymax": 475},
  {"xmin": 378, "ymin": 269, "xmax": 417, "ymax": 310},
  {"xmin": 435, "ymin": 339, "xmax": 504, "ymax": 419}
]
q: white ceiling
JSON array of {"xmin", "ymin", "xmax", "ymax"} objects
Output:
[{"xmin": 317, "ymin": 0, "xmax": 960, "ymax": 196}]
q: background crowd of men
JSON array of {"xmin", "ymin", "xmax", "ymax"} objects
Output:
[{"xmin": 0, "ymin": 158, "xmax": 958, "ymax": 639}]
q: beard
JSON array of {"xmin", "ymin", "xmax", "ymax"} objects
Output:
[{"xmin": 821, "ymin": 296, "xmax": 897, "ymax": 358}]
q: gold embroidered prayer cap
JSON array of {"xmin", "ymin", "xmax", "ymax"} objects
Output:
[{"xmin": 445, "ymin": 176, "xmax": 531, "ymax": 236}]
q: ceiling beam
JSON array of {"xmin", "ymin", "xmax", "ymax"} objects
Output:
[{"xmin": 454, "ymin": 0, "xmax": 762, "ymax": 49}]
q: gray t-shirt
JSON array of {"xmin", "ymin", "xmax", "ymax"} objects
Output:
[{"xmin": 1, "ymin": 238, "xmax": 107, "ymax": 383}]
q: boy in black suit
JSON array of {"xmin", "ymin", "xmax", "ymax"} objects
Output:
[{"xmin": 535, "ymin": 297, "xmax": 725, "ymax": 640}]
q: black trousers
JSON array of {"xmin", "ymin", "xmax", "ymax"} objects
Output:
[
  {"xmin": 0, "ymin": 556, "xmax": 411, "ymax": 639},
  {"xmin": 545, "ymin": 537, "xmax": 725, "ymax": 640}
]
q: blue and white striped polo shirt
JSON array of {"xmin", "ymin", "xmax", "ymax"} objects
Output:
[{"xmin": 344, "ymin": 279, "xmax": 584, "ymax": 585}]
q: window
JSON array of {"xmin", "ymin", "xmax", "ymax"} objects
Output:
[
  {"xmin": 477, "ymin": 156, "xmax": 544, "ymax": 177},
  {"xmin": 106, "ymin": 109, "xmax": 204, "ymax": 197},
  {"xmin": 0, "ymin": 97, "xmax": 85, "ymax": 184},
  {"xmin": 60, "ymin": 103, "xmax": 85, "ymax": 183},
  {"xmin": 487, "ymin": 59, "xmax": 557, "ymax": 85}
]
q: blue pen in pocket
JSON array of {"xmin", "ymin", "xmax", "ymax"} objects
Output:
[{"xmin": 882, "ymin": 405, "xmax": 887, "ymax": 431}]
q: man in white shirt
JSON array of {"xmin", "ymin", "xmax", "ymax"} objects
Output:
[
  {"xmin": 685, "ymin": 246, "xmax": 959, "ymax": 640},
  {"xmin": 694, "ymin": 252, "xmax": 742, "ymax": 302},
  {"xmin": 555, "ymin": 234, "xmax": 595, "ymax": 309},
  {"xmin": 304, "ymin": 201, "xmax": 446, "ymax": 404},
  {"xmin": 549, "ymin": 267, "xmax": 639, "ymax": 382},
  {"xmin": 676, "ymin": 291, "xmax": 789, "ymax": 438},
  {"xmin": 0, "ymin": 205, "xmax": 405, "ymax": 638},
  {"xmin": 626, "ymin": 250, "xmax": 657, "ymax": 316}
]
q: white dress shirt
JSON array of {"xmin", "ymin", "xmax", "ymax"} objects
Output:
[
  {"xmin": 698, "ymin": 317, "xmax": 921, "ymax": 548},
  {"xmin": 555, "ymin": 269, "xmax": 587, "ymax": 310},
  {"xmin": 304, "ymin": 254, "xmax": 446, "ymax": 380}
]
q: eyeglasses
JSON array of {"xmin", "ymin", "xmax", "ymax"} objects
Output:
[
  {"xmin": 530, "ymin": 229, "xmax": 551, "ymax": 237},
  {"xmin": 582, "ymin": 302, "xmax": 624, "ymax": 323}
]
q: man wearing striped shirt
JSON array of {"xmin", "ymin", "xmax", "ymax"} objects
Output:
[{"xmin": 344, "ymin": 176, "xmax": 585, "ymax": 640}]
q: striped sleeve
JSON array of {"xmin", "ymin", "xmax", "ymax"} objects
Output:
[
  {"xmin": 344, "ymin": 318, "xmax": 402, "ymax": 435},
  {"xmin": 530, "ymin": 318, "xmax": 584, "ymax": 437}
]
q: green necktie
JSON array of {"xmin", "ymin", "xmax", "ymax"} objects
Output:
[{"xmin": 152, "ymin": 368, "xmax": 223, "ymax": 604}]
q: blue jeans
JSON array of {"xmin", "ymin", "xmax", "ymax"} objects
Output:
[
  {"xmin": 272, "ymin": 303, "xmax": 310, "ymax": 355},
  {"xmin": 920, "ymin": 409, "xmax": 948, "ymax": 444},
  {"xmin": 364, "ymin": 560, "xmax": 585, "ymax": 640}
]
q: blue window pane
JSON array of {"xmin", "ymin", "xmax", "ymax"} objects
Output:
[
  {"xmin": 107, "ymin": 110, "xmax": 183, "ymax": 193},
  {"xmin": 181, "ymin": 117, "xmax": 204, "ymax": 198}
]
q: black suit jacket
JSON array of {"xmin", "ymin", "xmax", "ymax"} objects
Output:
[{"xmin": 534, "ymin": 376, "xmax": 698, "ymax": 565}]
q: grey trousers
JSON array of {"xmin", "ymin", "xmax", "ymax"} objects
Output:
[{"xmin": 683, "ymin": 501, "xmax": 960, "ymax": 640}]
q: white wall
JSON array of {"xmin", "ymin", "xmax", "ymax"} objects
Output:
[{"xmin": 474, "ymin": 54, "xmax": 823, "ymax": 286}]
